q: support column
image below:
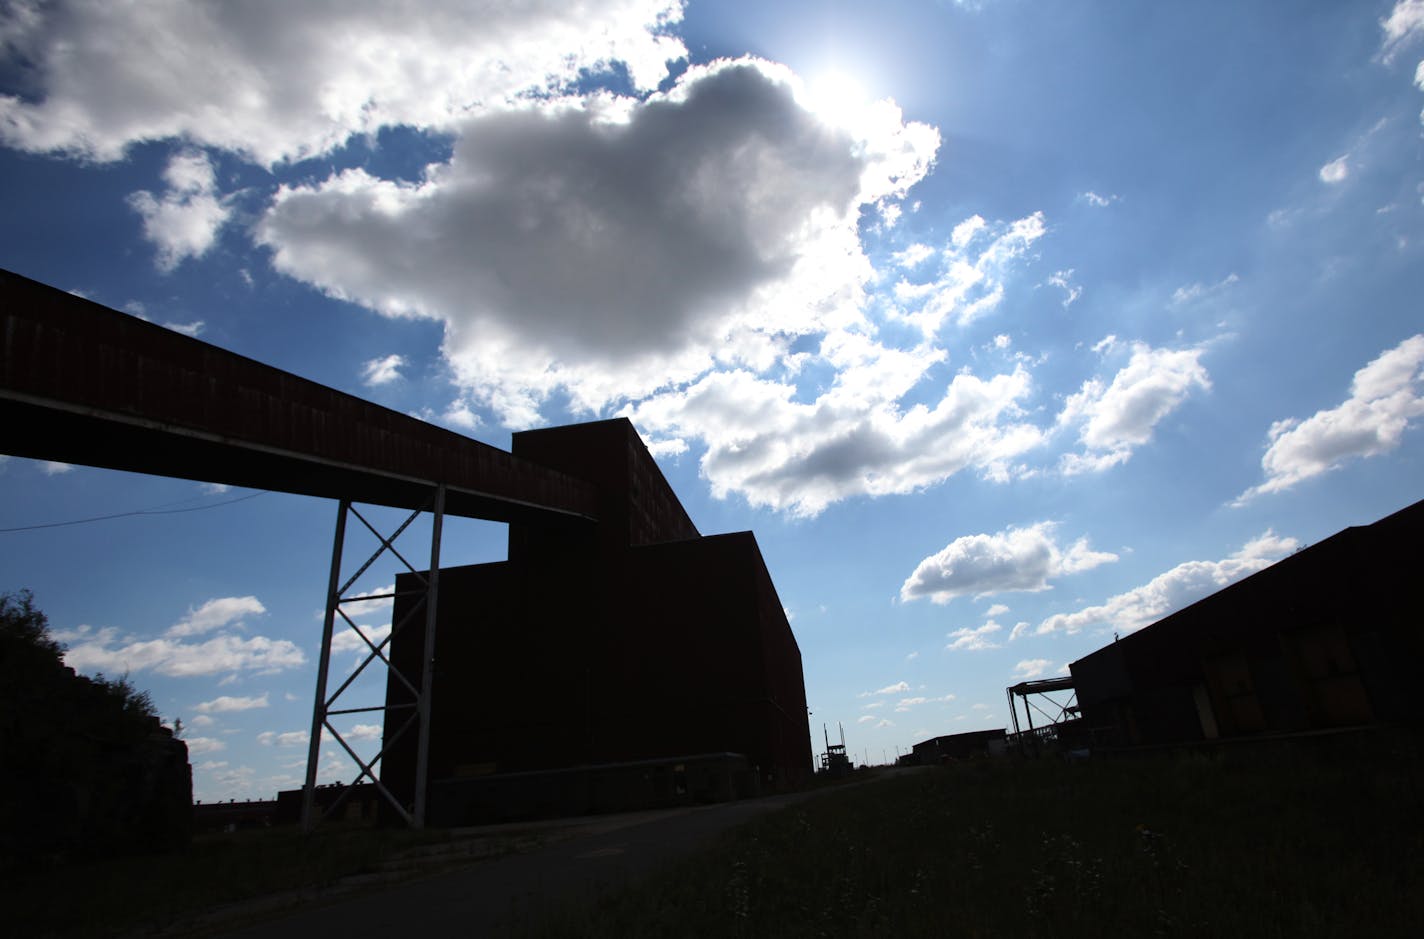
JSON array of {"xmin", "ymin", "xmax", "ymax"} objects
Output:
[
  {"xmin": 413, "ymin": 484, "xmax": 445, "ymax": 828},
  {"xmin": 302, "ymin": 500, "xmax": 349, "ymax": 832},
  {"xmin": 300, "ymin": 487, "xmax": 446, "ymax": 832}
]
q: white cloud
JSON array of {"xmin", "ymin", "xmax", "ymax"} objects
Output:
[
  {"xmin": 258, "ymin": 730, "xmax": 310, "ymax": 748},
  {"xmin": 1381, "ymin": 1, "xmax": 1424, "ymax": 64},
  {"xmin": 1318, "ymin": 155, "xmax": 1349, "ymax": 184},
  {"xmin": 343, "ymin": 723, "xmax": 383, "ymax": 742},
  {"xmin": 1058, "ymin": 341, "xmax": 1210, "ymax": 474},
  {"xmin": 946, "ymin": 622, "xmax": 1002, "ymax": 651},
  {"xmin": 0, "ymin": 0, "xmax": 687, "ymax": 165},
  {"xmin": 1012, "ymin": 659, "xmax": 1056, "ymax": 680},
  {"xmin": 330, "ymin": 621, "xmax": 393, "ymax": 656},
  {"xmin": 1171, "ymin": 273, "xmax": 1239, "ymax": 306},
  {"xmin": 1036, "ymin": 531, "xmax": 1299, "ymax": 636},
  {"xmin": 1079, "ymin": 191, "xmax": 1119, "ymax": 207},
  {"xmin": 194, "ymin": 693, "xmax": 269, "ymax": 714},
  {"xmin": 891, "ymin": 212, "xmax": 1047, "ymax": 334},
  {"xmin": 167, "ymin": 596, "xmax": 266, "ymax": 638},
  {"xmin": 63, "ymin": 626, "xmax": 304, "ymax": 678},
  {"xmin": 901, "ymin": 522, "xmax": 1117, "ymax": 604},
  {"xmin": 163, "ymin": 320, "xmax": 205, "ymax": 337},
  {"xmin": 189, "ymin": 714, "xmax": 215, "ymax": 728},
  {"xmin": 984, "ymin": 603, "xmax": 1010, "ymax": 618},
  {"xmin": 127, "ymin": 151, "xmax": 231, "ymax": 271},
  {"xmin": 1045, "ymin": 269, "xmax": 1081, "ymax": 307},
  {"xmin": 259, "ymin": 59, "xmax": 938, "ymax": 428},
  {"xmin": 362, "ymin": 355, "xmax": 406, "ymax": 387},
  {"xmin": 40, "ymin": 461, "xmax": 73, "ymax": 475},
  {"xmin": 894, "ymin": 693, "xmax": 954, "ymax": 712},
  {"xmin": 340, "ymin": 585, "xmax": 394, "ymax": 621},
  {"xmin": 905, "ymin": 650, "xmax": 920, "ymax": 661},
  {"xmin": 862, "ymin": 701, "xmax": 886, "ymax": 710},
  {"xmin": 857, "ymin": 715, "xmax": 876, "ymax": 724},
  {"xmin": 859, "ymin": 680, "xmax": 910, "ymax": 697},
  {"xmin": 440, "ymin": 399, "xmax": 482, "ymax": 431},
  {"xmin": 628, "ymin": 357, "xmax": 1043, "ymax": 517},
  {"xmin": 1237, "ymin": 335, "xmax": 1424, "ymax": 502},
  {"xmin": 185, "ymin": 736, "xmax": 226, "ymax": 755},
  {"xmin": 893, "ymin": 243, "xmax": 936, "ymax": 269}
]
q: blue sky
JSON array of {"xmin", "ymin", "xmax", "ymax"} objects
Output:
[{"xmin": 3, "ymin": 0, "xmax": 1423, "ymax": 800}]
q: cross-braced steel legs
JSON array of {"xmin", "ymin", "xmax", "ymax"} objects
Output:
[
  {"xmin": 1006, "ymin": 680, "xmax": 1078, "ymax": 756},
  {"xmin": 302, "ymin": 486, "xmax": 445, "ymax": 831}
]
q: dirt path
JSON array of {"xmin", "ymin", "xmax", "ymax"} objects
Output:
[{"xmin": 202, "ymin": 781, "xmax": 876, "ymax": 938}]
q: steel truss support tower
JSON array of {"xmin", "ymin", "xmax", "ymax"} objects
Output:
[{"xmin": 302, "ymin": 486, "xmax": 446, "ymax": 831}]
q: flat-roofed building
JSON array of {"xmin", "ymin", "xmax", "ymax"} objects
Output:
[{"xmin": 380, "ymin": 419, "xmax": 811, "ymax": 824}]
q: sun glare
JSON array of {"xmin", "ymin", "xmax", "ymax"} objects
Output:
[{"xmin": 800, "ymin": 68, "xmax": 875, "ymax": 131}]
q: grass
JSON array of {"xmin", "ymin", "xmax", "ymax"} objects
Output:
[
  {"xmin": 9, "ymin": 731, "xmax": 1422, "ymax": 937},
  {"xmin": 538, "ymin": 731, "xmax": 1424, "ymax": 938},
  {"xmin": 7, "ymin": 820, "xmax": 455, "ymax": 938}
]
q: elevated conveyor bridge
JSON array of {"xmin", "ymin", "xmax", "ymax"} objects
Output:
[{"xmin": 1, "ymin": 269, "xmax": 601, "ymax": 828}]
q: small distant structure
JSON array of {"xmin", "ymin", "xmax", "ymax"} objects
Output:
[
  {"xmin": 1070, "ymin": 498, "xmax": 1424, "ymax": 749},
  {"xmin": 193, "ymin": 798, "xmax": 278, "ymax": 833},
  {"xmin": 910, "ymin": 728, "xmax": 1007, "ymax": 764},
  {"xmin": 1005, "ymin": 677, "xmax": 1081, "ymax": 756},
  {"xmin": 819, "ymin": 723, "xmax": 851, "ymax": 776},
  {"xmin": 275, "ymin": 783, "xmax": 381, "ymax": 826}
]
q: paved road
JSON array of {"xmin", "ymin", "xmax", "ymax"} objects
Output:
[{"xmin": 207, "ymin": 786, "xmax": 844, "ymax": 938}]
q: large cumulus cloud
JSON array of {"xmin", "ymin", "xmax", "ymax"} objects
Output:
[
  {"xmin": 0, "ymin": 0, "xmax": 686, "ymax": 165},
  {"xmin": 3, "ymin": 2, "xmax": 1182, "ymax": 518},
  {"xmin": 257, "ymin": 59, "xmax": 939, "ymax": 424},
  {"xmin": 900, "ymin": 522, "xmax": 1117, "ymax": 604}
]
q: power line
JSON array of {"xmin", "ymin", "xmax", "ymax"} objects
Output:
[{"xmin": 0, "ymin": 490, "xmax": 269, "ymax": 533}]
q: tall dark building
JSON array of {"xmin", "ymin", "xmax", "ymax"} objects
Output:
[{"xmin": 381, "ymin": 419, "xmax": 811, "ymax": 823}]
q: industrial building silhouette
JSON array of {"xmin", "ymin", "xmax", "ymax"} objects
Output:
[
  {"xmin": 1071, "ymin": 498, "xmax": 1424, "ymax": 748},
  {"xmin": 380, "ymin": 418, "xmax": 812, "ymax": 824},
  {"xmin": 0, "ymin": 271, "xmax": 811, "ymax": 828}
]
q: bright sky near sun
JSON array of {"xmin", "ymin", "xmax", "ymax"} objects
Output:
[{"xmin": 3, "ymin": 1, "xmax": 1424, "ymax": 800}]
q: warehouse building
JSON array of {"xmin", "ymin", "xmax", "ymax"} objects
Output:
[
  {"xmin": 1070, "ymin": 499, "xmax": 1424, "ymax": 748},
  {"xmin": 380, "ymin": 419, "xmax": 811, "ymax": 824},
  {"xmin": 910, "ymin": 728, "xmax": 1007, "ymax": 764}
]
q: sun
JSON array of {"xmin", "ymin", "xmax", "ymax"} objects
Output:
[{"xmin": 799, "ymin": 67, "xmax": 875, "ymax": 131}]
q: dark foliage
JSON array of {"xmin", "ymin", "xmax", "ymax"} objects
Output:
[
  {"xmin": 0, "ymin": 588, "xmax": 64, "ymax": 659},
  {"xmin": 1, "ymin": 589, "xmax": 191, "ymax": 870}
]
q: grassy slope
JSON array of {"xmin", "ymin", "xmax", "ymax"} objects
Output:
[
  {"xmin": 9, "ymin": 731, "xmax": 1421, "ymax": 937},
  {"xmin": 541, "ymin": 733, "xmax": 1424, "ymax": 938},
  {"xmin": 8, "ymin": 822, "xmax": 454, "ymax": 938}
]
